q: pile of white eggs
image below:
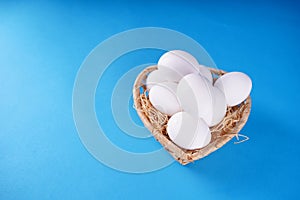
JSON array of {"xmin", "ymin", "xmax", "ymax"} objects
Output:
[{"xmin": 146, "ymin": 50, "xmax": 252, "ymax": 150}]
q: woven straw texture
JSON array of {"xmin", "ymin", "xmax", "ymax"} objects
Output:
[{"xmin": 133, "ymin": 65, "xmax": 251, "ymax": 165}]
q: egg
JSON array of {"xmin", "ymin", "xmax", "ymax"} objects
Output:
[
  {"xmin": 158, "ymin": 50, "xmax": 199, "ymax": 76},
  {"xmin": 210, "ymin": 86, "xmax": 227, "ymax": 126},
  {"xmin": 177, "ymin": 73, "xmax": 214, "ymax": 125},
  {"xmin": 146, "ymin": 68, "xmax": 182, "ymax": 89},
  {"xmin": 214, "ymin": 72, "xmax": 252, "ymax": 106},
  {"xmin": 149, "ymin": 82, "xmax": 181, "ymax": 116},
  {"xmin": 167, "ymin": 112, "xmax": 211, "ymax": 150},
  {"xmin": 197, "ymin": 64, "xmax": 213, "ymax": 83}
]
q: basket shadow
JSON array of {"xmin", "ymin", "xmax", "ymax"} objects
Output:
[{"xmin": 183, "ymin": 104, "xmax": 296, "ymax": 196}]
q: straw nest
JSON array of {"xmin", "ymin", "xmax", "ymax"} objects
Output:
[{"xmin": 133, "ymin": 65, "xmax": 251, "ymax": 165}]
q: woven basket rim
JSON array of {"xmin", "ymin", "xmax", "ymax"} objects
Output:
[{"xmin": 133, "ymin": 65, "xmax": 252, "ymax": 165}]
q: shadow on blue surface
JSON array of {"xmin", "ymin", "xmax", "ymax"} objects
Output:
[{"xmin": 186, "ymin": 103, "xmax": 297, "ymax": 198}]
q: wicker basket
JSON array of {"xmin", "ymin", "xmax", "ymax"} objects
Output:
[{"xmin": 133, "ymin": 65, "xmax": 251, "ymax": 165}]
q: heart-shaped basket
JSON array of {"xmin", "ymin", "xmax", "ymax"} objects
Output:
[{"xmin": 133, "ymin": 65, "xmax": 251, "ymax": 165}]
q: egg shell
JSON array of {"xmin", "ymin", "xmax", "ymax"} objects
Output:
[
  {"xmin": 210, "ymin": 86, "xmax": 227, "ymax": 126},
  {"xmin": 214, "ymin": 72, "xmax": 252, "ymax": 106},
  {"xmin": 177, "ymin": 73, "xmax": 214, "ymax": 125},
  {"xmin": 197, "ymin": 64, "xmax": 213, "ymax": 83},
  {"xmin": 158, "ymin": 50, "xmax": 199, "ymax": 76},
  {"xmin": 149, "ymin": 82, "xmax": 181, "ymax": 116},
  {"xmin": 167, "ymin": 111, "xmax": 211, "ymax": 150},
  {"xmin": 146, "ymin": 67, "xmax": 182, "ymax": 89}
]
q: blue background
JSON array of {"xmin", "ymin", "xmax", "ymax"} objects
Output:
[{"xmin": 1, "ymin": 0, "xmax": 300, "ymax": 199}]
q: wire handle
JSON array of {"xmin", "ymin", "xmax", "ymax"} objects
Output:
[{"xmin": 234, "ymin": 133, "xmax": 249, "ymax": 144}]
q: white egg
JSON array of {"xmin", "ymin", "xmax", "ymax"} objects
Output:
[
  {"xmin": 177, "ymin": 73, "xmax": 214, "ymax": 125},
  {"xmin": 197, "ymin": 64, "xmax": 213, "ymax": 83},
  {"xmin": 146, "ymin": 68, "xmax": 182, "ymax": 89},
  {"xmin": 167, "ymin": 112, "xmax": 211, "ymax": 150},
  {"xmin": 149, "ymin": 82, "xmax": 181, "ymax": 116},
  {"xmin": 210, "ymin": 86, "xmax": 227, "ymax": 126},
  {"xmin": 214, "ymin": 72, "xmax": 252, "ymax": 106},
  {"xmin": 158, "ymin": 50, "xmax": 199, "ymax": 76}
]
